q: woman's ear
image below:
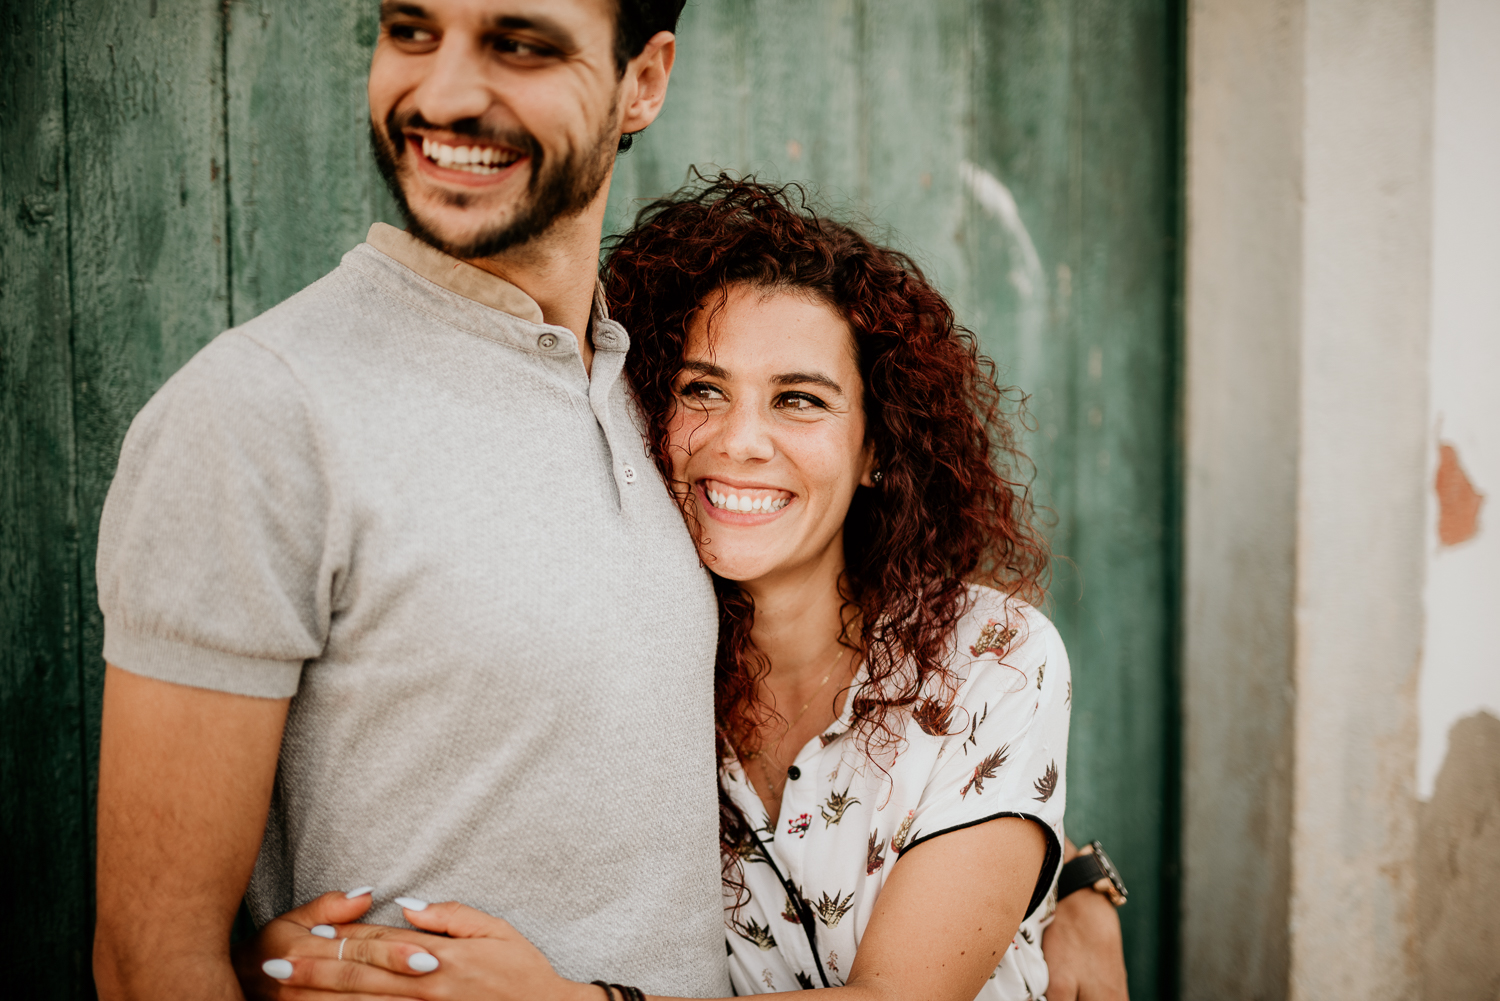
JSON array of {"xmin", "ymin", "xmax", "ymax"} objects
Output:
[{"xmin": 859, "ymin": 439, "xmax": 879, "ymax": 488}]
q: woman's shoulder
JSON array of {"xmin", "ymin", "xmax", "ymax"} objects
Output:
[{"xmin": 957, "ymin": 585, "xmax": 1062, "ymax": 661}]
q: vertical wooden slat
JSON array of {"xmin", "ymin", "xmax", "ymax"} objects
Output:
[
  {"xmin": 0, "ymin": 2, "xmax": 89, "ymax": 995},
  {"xmin": 62, "ymin": 1, "xmax": 231, "ymax": 971},
  {"xmin": 970, "ymin": 1, "xmax": 1180, "ymax": 995},
  {"xmin": 225, "ymin": 0, "xmax": 399, "ymax": 324}
]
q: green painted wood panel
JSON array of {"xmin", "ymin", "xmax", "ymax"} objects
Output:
[
  {"xmin": 225, "ymin": 0, "xmax": 400, "ymax": 322},
  {"xmin": 64, "ymin": 0, "xmax": 231, "ymax": 808},
  {"xmin": 1, "ymin": 2, "xmax": 89, "ymax": 996},
  {"xmin": 608, "ymin": 2, "xmax": 1181, "ymax": 995}
]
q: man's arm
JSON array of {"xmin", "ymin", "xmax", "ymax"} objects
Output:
[
  {"xmin": 1040, "ymin": 838, "xmax": 1129, "ymax": 1001},
  {"xmin": 95, "ymin": 664, "xmax": 290, "ymax": 1001}
]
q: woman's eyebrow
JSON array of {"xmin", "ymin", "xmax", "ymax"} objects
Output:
[
  {"xmin": 681, "ymin": 359, "xmax": 730, "ymax": 379},
  {"xmin": 773, "ymin": 372, "xmax": 843, "ymax": 394}
]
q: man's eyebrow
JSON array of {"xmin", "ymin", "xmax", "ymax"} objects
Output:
[
  {"xmin": 491, "ymin": 14, "xmax": 581, "ymax": 51},
  {"xmin": 379, "ymin": 2, "xmax": 429, "ymax": 24},
  {"xmin": 773, "ymin": 372, "xmax": 844, "ymax": 394}
]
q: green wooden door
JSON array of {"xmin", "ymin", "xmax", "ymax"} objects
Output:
[{"xmin": 2, "ymin": 1, "xmax": 1178, "ymax": 997}]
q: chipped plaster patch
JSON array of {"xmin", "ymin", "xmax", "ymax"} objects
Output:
[{"xmin": 1435, "ymin": 442, "xmax": 1485, "ymax": 546}]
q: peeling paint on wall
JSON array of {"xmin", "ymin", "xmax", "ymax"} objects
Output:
[
  {"xmin": 1416, "ymin": 711, "xmax": 1500, "ymax": 1001},
  {"xmin": 1435, "ymin": 441, "xmax": 1484, "ymax": 546}
]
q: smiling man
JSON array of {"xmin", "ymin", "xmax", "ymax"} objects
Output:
[{"xmin": 91, "ymin": 3, "xmax": 725, "ymax": 1000}]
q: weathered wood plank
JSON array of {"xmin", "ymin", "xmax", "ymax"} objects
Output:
[
  {"xmin": 62, "ymin": 0, "xmax": 232, "ymax": 947},
  {"xmin": 970, "ymin": 1, "xmax": 1180, "ymax": 995},
  {"xmin": 225, "ymin": 0, "xmax": 400, "ymax": 323},
  {"xmin": 0, "ymin": 3, "xmax": 89, "ymax": 995}
]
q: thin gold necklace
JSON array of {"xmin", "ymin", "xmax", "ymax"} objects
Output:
[{"xmin": 745, "ymin": 645, "xmax": 850, "ymax": 799}]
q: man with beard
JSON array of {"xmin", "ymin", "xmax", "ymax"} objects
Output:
[
  {"xmin": 92, "ymin": 2, "xmax": 1131, "ymax": 1000},
  {"xmin": 92, "ymin": 3, "xmax": 719, "ymax": 999}
]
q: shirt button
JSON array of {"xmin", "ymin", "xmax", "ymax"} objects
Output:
[
  {"xmin": 622, "ymin": 464, "xmax": 637, "ymax": 484},
  {"xmin": 537, "ymin": 333, "xmax": 558, "ymax": 350},
  {"xmin": 787, "ymin": 766, "xmax": 801, "ymax": 781}
]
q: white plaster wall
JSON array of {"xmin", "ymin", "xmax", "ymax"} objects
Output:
[
  {"xmin": 1417, "ymin": 0, "xmax": 1500, "ymax": 801},
  {"xmin": 1288, "ymin": 2, "xmax": 1432, "ymax": 998}
]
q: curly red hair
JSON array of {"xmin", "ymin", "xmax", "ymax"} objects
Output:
[{"xmin": 603, "ymin": 174, "xmax": 1048, "ymax": 861}]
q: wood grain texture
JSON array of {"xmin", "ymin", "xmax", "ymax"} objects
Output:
[
  {"xmin": 608, "ymin": 2, "xmax": 1181, "ymax": 993},
  {"xmin": 62, "ymin": 6, "xmax": 231, "ymax": 992},
  {"xmin": 1, "ymin": 2, "xmax": 90, "ymax": 995},
  {"xmin": 225, "ymin": 0, "xmax": 400, "ymax": 322}
]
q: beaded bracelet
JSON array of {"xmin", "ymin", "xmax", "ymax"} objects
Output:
[{"xmin": 611, "ymin": 986, "xmax": 646, "ymax": 1001}]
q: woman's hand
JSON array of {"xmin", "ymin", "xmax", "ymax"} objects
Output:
[
  {"xmin": 247, "ymin": 896, "xmax": 600, "ymax": 1001},
  {"xmin": 231, "ymin": 890, "xmax": 436, "ymax": 1001}
]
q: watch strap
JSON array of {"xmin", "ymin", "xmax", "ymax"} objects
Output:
[{"xmin": 1057, "ymin": 851, "xmax": 1112, "ymax": 901}]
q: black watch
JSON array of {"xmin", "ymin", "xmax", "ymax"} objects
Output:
[{"xmin": 1057, "ymin": 840, "xmax": 1127, "ymax": 906}]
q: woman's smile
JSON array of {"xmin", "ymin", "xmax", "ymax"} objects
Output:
[{"xmin": 697, "ymin": 478, "xmax": 794, "ymax": 520}]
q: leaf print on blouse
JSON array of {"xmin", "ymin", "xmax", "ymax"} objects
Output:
[
  {"xmin": 1037, "ymin": 660, "xmax": 1046, "ymax": 689},
  {"xmin": 762, "ymin": 969, "xmax": 776, "ymax": 990},
  {"xmin": 780, "ymin": 883, "xmax": 807, "ymax": 924},
  {"xmin": 795, "ymin": 971, "xmax": 815, "ymax": 989},
  {"xmin": 813, "ymin": 890, "xmax": 855, "ymax": 927},
  {"xmin": 821, "ymin": 787, "xmax": 861, "ymax": 827},
  {"xmin": 890, "ymin": 810, "xmax": 915, "ymax": 853},
  {"xmin": 867, "ymin": 830, "xmax": 887, "ymax": 875},
  {"xmin": 970, "ymin": 619, "xmax": 1018, "ymax": 658},
  {"xmin": 960, "ymin": 744, "xmax": 1010, "ymax": 798},
  {"xmin": 819, "ymin": 729, "xmax": 842, "ymax": 748},
  {"xmin": 963, "ymin": 703, "xmax": 990, "ymax": 755},
  {"xmin": 732, "ymin": 917, "xmax": 777, "ymax": 951},
  {"xmin": 1033, "ymin": 760, "xmax": 1059, "ymax": 802},
  {"xmin": 913, "ymin": 697, "xmax": 958, "ymax": 736}
]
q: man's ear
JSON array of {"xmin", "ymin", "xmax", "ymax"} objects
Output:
[{"xmin": 618, "ymin": 31, "xmax": 676, "ymax": 136}]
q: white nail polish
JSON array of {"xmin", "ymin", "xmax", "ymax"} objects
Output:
[
  {"xmin": 310, "ymin": 924, "xmax": 337, "ymax": 939},
  {"xmin": 394, "ymin": 896, "xmax": 429, "ymax": 911},
  {"xmin": 408, "ymin": 952, "xmax": 440, "ymax": 973},
  {"xmin": 345, "ymin": 886, "xmax": 375, "ymax": 899},
  {"xmin": 263, "ymin": 959, "xmax": 294, "ymax": 980}
]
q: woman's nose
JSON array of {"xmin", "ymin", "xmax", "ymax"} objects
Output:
[{"xmin": 715, "ymin": 402, "xmax": 775, "ymax": 463}]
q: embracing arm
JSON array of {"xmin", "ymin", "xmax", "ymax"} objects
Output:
[
  {"xmin": 1041, "ymin": 839, "xmax": 1129, "ymax": 1001},
  {"xmin": 251, "ymin": 814, "xmax": 1047, "ymax": 1001},
  {"xmin": 94, "ymin": 664, "xmax": 290, "ymax": 1001}
]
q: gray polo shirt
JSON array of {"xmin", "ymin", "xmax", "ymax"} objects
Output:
[{"xmin": 96, "ymin": 224, "xmax": 728, "ymax": 995}]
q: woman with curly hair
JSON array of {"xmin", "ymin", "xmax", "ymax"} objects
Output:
[{"xmin": 248, "ymin": 176, "xmax": 1072, "ymax": 1001}]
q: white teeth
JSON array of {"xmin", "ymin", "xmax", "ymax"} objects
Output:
[
  {"xmin": 705, "ymin": 486, "xmax": 789, "ymax": 513},
  {"xmin": 420, "ymin": 139, "xmax": 519, "ymax": 175}
]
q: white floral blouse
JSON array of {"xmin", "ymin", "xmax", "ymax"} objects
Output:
[{"xmin": 721, "ymin": 586, "xmax": 1070, "ymax": 999}]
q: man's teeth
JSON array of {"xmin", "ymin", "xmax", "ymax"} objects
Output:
[
  {"xmin": 420, "ymin": 137, "xmax": 522, "ymax": 174},
  {"xmin": 706, "ymin": 488, "xmax": 791, "ymax": 513}
]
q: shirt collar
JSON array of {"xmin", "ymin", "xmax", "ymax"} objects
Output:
[{"xmin": 365, "ymin": 222, "xmax": 547, "ymax": 324}]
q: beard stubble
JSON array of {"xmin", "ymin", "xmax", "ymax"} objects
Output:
[{"xmin": 370, "ymin": 105, "xmax": 617, "ymax": 260}]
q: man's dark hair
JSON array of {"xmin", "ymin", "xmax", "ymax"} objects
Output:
[{"xmin": 614, "ymin": 0, "xmax": 687, "ymax": 152}]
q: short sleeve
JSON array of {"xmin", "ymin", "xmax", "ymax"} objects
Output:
[
  {"xmin": 96, "ymin": 331, "xmax": 342, "ymax": 698},
  {"xmin": 900, "ymin": 597, "xmax": 1071, "ymax": 917}
]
